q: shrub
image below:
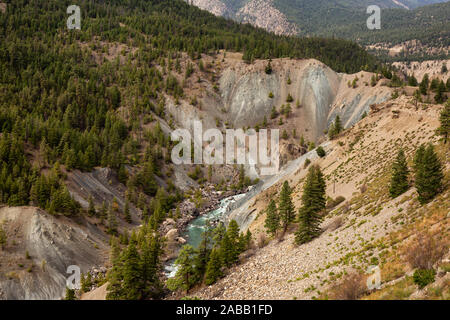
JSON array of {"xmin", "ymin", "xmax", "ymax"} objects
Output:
[
  {"xmin": 413, "ymin": 269, "xmax": 436, "ymax": 289},
  {"xmin": 304, "ymin": 159, "xmax": 311, "ymax": 169},
  {"xmin": 330, "ymin": 273, "xmax": 366, "ymax": 300},
  {"xmin": 326, "ymin": 196, "xmax": 346, "ymax": 209},
  {"xmin": 257, "ymin": 233, "xmax": 268, "ymax": 248},
  {"xmin": 316, "ymin": 146, "xmax": 326, "ymax": 157},
  {"xmin": 405, "ymin": 232, "xmax": 447, "ymax": 270}
]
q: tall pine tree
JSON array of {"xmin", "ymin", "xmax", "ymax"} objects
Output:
[
  {"xmin": 389, "ymin": 149, "xmax": 409, "ymax": 198},
  {"xmin": 264, "ymin": 199, "xmax": 280, "ymax": 237},
  {"xmin": 295, "ymin": 165, "xmax": 326, "ymax": 245},
  {"xmin": 278, "ymin": 181, "xmax": 295, "ymax": 234},
  {"xmin": 204, "ymin": 248, "xmax": 223, "ymax": 285},
  {"xmin": 415, "ymin": 144, "xmax": 444, "ymax": 204},
  {"xmin": 438, "ymin": 100, "xmax": 450, "ymax": 144}
]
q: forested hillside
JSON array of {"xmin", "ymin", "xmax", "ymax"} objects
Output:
[
  {"xmin": 0, "ymin": 0, "xmax": 378, "ymax": 210},
  {"xmin": 196, "ymin": 0, "xmax": 450, "ymax": 60},
  {"xmin": 274, "ymin": 0, "xmax": 450, "ymax": 47}
]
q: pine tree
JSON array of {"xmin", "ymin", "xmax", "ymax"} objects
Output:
[
  {"xmin": 140, "ymin": 234, "xmax": 162, "ymax": 299},
  {"xmin": 99, "ymin": 201, "xmax": 107, "ymax": 223},
  {"xmin": 435, "ymin": 81, "xmax": 447, "ymax": 103},
  {"xmin": 415, "ymin": 144, "xmax": 444, "ymax": 204},
  {"xmin": 0, "ymin": 224, "xmax": 6, "ymax": 250},
  {"xmin": 225, "ymin": 220, "xmax": 241, "ymax": 264},
  {"xmin": 389, "ymin": 149, "xmax": 410, "ymax": 198},
  {"xmin": 122, "ymin": 239, "xmax": 142, "ymax": 300},
  {"xmin": 438, "ymin": 100, "xmax": 450, "ymax": 143},
  {"xmin": 107, "ymin": 205, "xmax": 118, "ymax": 235},
  {"xmin": 264, "ymin": 199, "xmax": 279, "ymax": 237},
  {"xmin": 193, "ymin": 226, "xmax": 212, "ymax": 282},
  {"xmin": 124, "ymin": 200, "xmax": 132, "ymax": 223},
  {"xmin": 166, "ymin": 245, "xmax": 197, "ymax": 292},
  {"xmin": 64, "ymin": 287, "xmax": 76, "ymax": 300},
  {"xmin": 334, "ymin": 115, "xmax": 343, "ymax": 134},
  {"xmin": 278, "ymin": 181, "xmax": 295, "ymax": 234},
  {"xmin": 414, "ymin": 144, "xmax": 426, "ymax": 172},
  {"xmin": 245, "ymin": 229, "xmax": 252, "ymax": 249},
  {"xmin": 295, "ymin": 165, "xmax": 326, "ymax": 245},
  {"xmin": 420, "ymin": 74, "xmax": 429, "ymax": 95},
  {"xmin": 205, "ymin": 248, "xmax": 223, "ymax": 285},
  {"xmin": 106, "ymin": 237, "xmax": 125, "ymax": 300},
  {"xmin": 408, "ymin": 75, "xmax": 418, "ymax": 86},
  {"xmin": 220, "ymin": 233, "xmax": 234, "ymax": 268},
  {"xmin": 271, "ymin": 106, "xmax": 278, "ymax": 119},
  {"xmin": 88, "ymin": 195, "xmax": 96, "ymax": 217}
]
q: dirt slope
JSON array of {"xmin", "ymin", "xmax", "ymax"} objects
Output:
[
  {"xmin": 193, "ymin": 96, "xmax": 449, "ymax": 300},
  {"xmin": 0, "ymin": 207, "xmax": 109, "ymax": 300}
]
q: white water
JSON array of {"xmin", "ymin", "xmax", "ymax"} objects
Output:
[{"xmin": 164, "ymin": 193, "xmax": 246, "ymax": 278}]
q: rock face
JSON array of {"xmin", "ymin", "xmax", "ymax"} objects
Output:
[
  {"xmin": 0, "ymin": 207, "xmax": 108, "ymax": 300},
  {"xmin": 186, "ymin": 0, "xmax": 297, "ymax": 36},
  {"xmin": 236, "ymin": 0, "xmax": 298, "ymax": 36},
  {"xmin": 188, "ymin": 0, "xmax": 233, "ymax": 17},
  {"xmin": 219, "ymin": 59, "xmax": 392, "ymax": 139}
]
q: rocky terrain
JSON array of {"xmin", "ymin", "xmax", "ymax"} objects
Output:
[
  {"xmin": 0, "ymin": 207, "xmax": 109, "ymax": 300},
  {"xmin": 192, "ymin": 95, "xmax": 449, "ymax": 300},
  {"xmin": 236, "ymin": 0, "xmax": 298, "ymax": 36},
  {"xmin": 393, "ymin": 59, "xmax": 450, "ymax": 82},
  {"xmin": 187, "ymin": 0, "xmax": 232, "ymax": 17},
  {"xmin": 0, "ymin": 52, "xmax": 398, "ymax": 299}
]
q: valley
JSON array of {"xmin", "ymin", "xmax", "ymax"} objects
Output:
[{"xmin": 0, "ymin": 0, "xmax": 448, "ymax": 302}]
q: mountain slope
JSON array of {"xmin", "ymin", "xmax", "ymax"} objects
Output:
[
  {"xmin": 194, "ymin": 96, "xmax": 449, "ymax": 300},
  {"xmin": 189, "ymin": 0, "xmax": 450, "ymax": 60}
]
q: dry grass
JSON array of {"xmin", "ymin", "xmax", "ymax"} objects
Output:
[
  {"xmin": 257, "ymin": 233, "xmax": 269, "ymax": 248},
  {"xmin": 329, "ymin": 273, "xmax": 367, "ymax": 300},
  {"xmin": 404, "ymin": 232, "xmax": 448, "ymax": 270}
]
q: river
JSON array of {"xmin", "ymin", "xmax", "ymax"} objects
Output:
[{"xmin": 164, "ymin": 193, "xmax": 246, "ymax": 278}]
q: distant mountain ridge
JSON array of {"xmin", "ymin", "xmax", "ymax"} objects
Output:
[{"xmin": 186, "ymin": 0, "xmax": 450, "ymax": 59}]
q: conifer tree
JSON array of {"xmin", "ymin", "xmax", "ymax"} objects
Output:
[
  {"xmin": 279, "ymin": 181, "xmax": 295, "ymax": 234},
  {"xmin": 64, "ymin": 287, "xmax": 76, "ymax": 300},
  {"xmin": 140, "ymin": 235, "xmax": 162, "ymax": 299},
  {"xmin": 106, "ymin": 238, "xmax": 125, "ymax": 300},
  {"xmin": 414, "ymin": 144, "xmax": 426, "ymax": 172},
  {"xmin": 389, "ymin": 149, "xmax": 409, "ymax": 198},
  {"xmin": 205, "ymin": 249, "xmax": 223, "ymax": 285},
  {"xmin": 124, "ymin": 200, "xmax": 132, "ymax": 223},
  {"xmin": 122, "ymin": 239, "xmax": 142, "ymax": 300},
  {"xmin": 220, "ymin": 233, "xmax": 234, "ymax": 268},
  {"xmin": 334, "ymin": 115, "xmax": 343, "ymax": 134},
  {"xmin": 99, "ymin": 201, "xmax": 107, "ymax": 223},
  {"xmin": 295, "ymin": 165, "xmax": 326, "ymax": 245},
  {"xmin": 415, "ymin": 144, "xmax": 444, "ymax": 204},
  {"xmin": 167, "ymin": 245, "xmax": 197, "ymax": 292},
  {"xmin": 193, "ymin": 226, "xmax": 212, "ymax": 281},
  {"xmin": 0, "ymin": 224, "xmax": 6, "ymax": 250},
  {"xmin": 438, "ymin": 100, "xmax": 450, "ymax": 143},
  {"xmin": 88, "ymin": 195, "xmax": 96, "ymax": 217},
  {"xmin": 264, "ymin": 199, "xmax": 280, "ymax": 237},
  {"xmin": 107, "ymin": 205, "xmax": 118, "ymax": 235}
]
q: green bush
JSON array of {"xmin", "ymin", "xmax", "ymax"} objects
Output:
[
  {"xmin": 316, "ymin": 146, "xmax": 326, "ymax": 157},
  {"xmin": 413, "ymin": 269, "xmax": 435, "ymax": 289}
]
